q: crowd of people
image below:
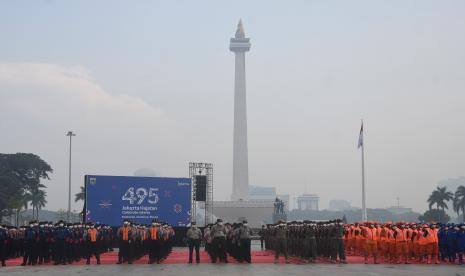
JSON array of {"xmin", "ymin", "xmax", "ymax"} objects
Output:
[
  {"xmin": 1, "ymin": 217, "xmax": 465, "ymax": 267},
  {"xmin": 262, "ymin": 220, "xmax": 465, "ymax": 265},
  {"xmin": 0, "ymin": 218, "xmax": 175, "ymax": 267},
  {"xmin": 0, "ymin": 220, "xmax": 114, "ymax": 266},
  {"xmin": 344, "ymin": 222, "xmax": 465, "ymax": 264},
  {"xmin": 263, "ymin": 219, "xmax": 346, "ymax": 263},
  {"xmin": 186, "ymin": 218, "xmax": 253, "ymax": 264}
]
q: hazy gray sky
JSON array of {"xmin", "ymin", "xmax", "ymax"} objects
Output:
[{"xmin": 1, "ymin": 0, "xmax": 464, "ymax": 213}]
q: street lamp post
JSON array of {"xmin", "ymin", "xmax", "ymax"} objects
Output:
[{"xmin": 66, "ymin": 131, "xmax": 76, "ymax": 221}]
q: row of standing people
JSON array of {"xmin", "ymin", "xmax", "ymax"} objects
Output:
[
  {"xmin": 346, "ymin": 222, "xmax": 465, "ymax": 264},
  {"xmin": 115, "ymin": 219, "xmax": 175, "ymax": 264},
  {"xmin": 186, "ymin": 218, "xmax": 253, "ymax": 264},
  {"xmin": 262, "ymin": 219, "xmax": 346, "ymax": 264},
  {"xmin": 0, "ymin": 219, "xmax": 176, "ymax": 267},
  {"xmin": 0, "ymin": 220, "xmax": 114, "ymax": 266}
]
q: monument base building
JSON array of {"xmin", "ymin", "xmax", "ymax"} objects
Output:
[{"xmin": 213, "ymin": 200, "xmax": 274, "ymax": 228}]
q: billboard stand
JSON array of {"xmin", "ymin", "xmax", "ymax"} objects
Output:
[
  {"xmin": 84, "ymin": 175, "xmax": 192, "ymax": 227},
  {"xmin": 189, "ymin": 162, "xmax": 213, "ymax": 226}
]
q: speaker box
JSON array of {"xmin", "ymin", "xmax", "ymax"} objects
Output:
[{"xmin": 195, "ymin": 175, "xmax": 207, "ymax": 201}]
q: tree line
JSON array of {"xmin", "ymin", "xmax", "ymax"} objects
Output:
[{"xmin": 422, "ymin": 185, "xmax": 465, "ymax": 223}]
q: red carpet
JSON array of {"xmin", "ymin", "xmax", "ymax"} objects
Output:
[{"xmin": 3, "ymin": 250, "xmax": 458, "ymax": 266}]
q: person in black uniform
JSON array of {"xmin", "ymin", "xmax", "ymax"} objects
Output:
[
  {"xmin": 0, "ymin": 225, "xmax": 8, "ymax": 266},
  {"xmin": 117, "ymin": 220, "xmax": 133, "ymax": 264},
  {"xmin": 259, "ymin": 225, "xmax": 266, "ymax": 250},
  {"xmin": 85, "ymin": 223, "xmax": 101, "ymax": 265},
  {"xmin": 53, "ymin": 221, "xmax": 68, "ymax": 265}
]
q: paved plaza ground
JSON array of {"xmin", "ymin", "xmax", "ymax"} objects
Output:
[
  {"xmin": 1, "ymin": 244, "xmax": 463, "ymax": 275},
  {"xmin": 1, "ymin": 263, "xmax": 464, "ymax": 276}
]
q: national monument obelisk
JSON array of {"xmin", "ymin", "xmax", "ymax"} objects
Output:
[
  {"xmin": 212, "ymin": 21, "xmax": 273, "ymax": 227},
  {"xmin": 230, "ymin": 19, "xmax": 251, "ymax": 201}
]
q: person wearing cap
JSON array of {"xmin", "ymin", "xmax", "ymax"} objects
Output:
[
  {"xmin": 117, "ymin": 220, "xmax": 133, "ymax": 264},
  {"xmin": 273, "ymin": 220, "xmax": 289, "ymax": 264},
  {"xmin": 438, "ymin": 224, "xmax": 448, "ymax": 262},
  {"xmin": 446, "ymin": 224, "xmax": 458, "ymax": 263},
  {"xmin": 203, "ymin": 224, "xmax": 213, "ymax": 261},
  {"xmin": 361, "ymin": 222, "xmax": 378, "ymax": 264},
  {"xmin": 186, "ymin": 221, "xmax": 202, "ymax": 264},
  {"xmin": 84, "ymin": 223, "xmax": 101, "ymax": 265},
  {"xmin": 210, "ymin": 218, "xmax": 228, "ymax": 263},
  {"xmin": 457, "ymin": 224, "xmax": 465, "ymax": 264},
  {"xmin": 394, "ymin": 224, "xmax": 410, "ymax": 264},
  {"xmin": 21, "ymin": 221, "xmax": 38, "ymax": 266},
  {"xmin": 147, "ymin": 220, "xmax": 161, "ymax": 264},
  {"xmin": 237, "ymin": 219, "xmax": 253, "ymax": 263},
  {"xmin": 52, "ymin": 220, "xmax": 68, "ymax": 265}
]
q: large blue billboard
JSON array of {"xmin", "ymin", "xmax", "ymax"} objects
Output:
[{"xmin": 85, "ymin": 175, "xmax": 191, "ymax": 227}]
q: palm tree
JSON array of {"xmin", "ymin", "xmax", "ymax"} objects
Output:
[
  {"xmin": 428, "ymin": 186, "xmax": 453, "ymax": 210},
  {"xmin": 428, "ymin": 186, "xmax": 453, "ymax": 222},
  {"xmin": 75, "ymin": 186, "xmax": 85, "ymax": 202},
  {"xmin": 453, "ymin": 186, "xmax": 465, "ymax": 223},
  {"xmin": 31, "ymin": 189, "xmax": 47, "ymax": 220}
]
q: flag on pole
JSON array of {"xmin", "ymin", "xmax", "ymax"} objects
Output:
[{"xmin": 357, "ymin": 122, "xmax": 363, "ymax": 149}]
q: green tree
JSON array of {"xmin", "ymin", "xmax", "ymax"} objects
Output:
[
  {"xmin": 453, "ymin": 186, "xmax": 465, "ymax": 223},
  {"xmin": 75, "ymin": 186, "xmax": 85, "ymax": 202},
  {"xmin": 31, "ymin": 189, "xmax": 47, "ymax": 220},
  {"xmin": 0, "ymin": 153, "xmax": 52, "ymax": 222},
  {"xmin": 418, "ymin": 209, "xmax": 450, "ymax": 224},
  {"xmin": 0, "ymin": 176, "xmax": 23, "ymax": 222},
  {"xmin": 427, "ymin": 186, "xmax": 453, "ymax": 211}
]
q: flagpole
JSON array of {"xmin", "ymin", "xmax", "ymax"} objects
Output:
[
  {"xmin": 361, "ymin": 139, "xmax": 367, "ymax": 222},
  {"xmin": 360, "ymin": 121, "xmax": 367, "ymax": 222}
]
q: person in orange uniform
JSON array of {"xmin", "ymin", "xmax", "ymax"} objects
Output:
[
  {"xmin": 346, "ymin": 224, "xmax": 355, "ymax": 256},
  {"xmin": 393, "ymin": 223, "xmax": 409, "ymax": 264},
  {"xmin": 406, "ymin": 224, "xmax": 414, "ymax": 260},
  {"xmin": 426, "ymin": 224, "xmax": 440, "ymax": 264},
  {"xmin": 362, "ymin": 222, "xmax": 379, "ymax": 264},
  {"xmin": 411, "ymin": 224, "xmax": 421, "ymax": 262},
  {"xmin": 147, "ymin": 220, "xmax": 161, "ymax": 264},
  {"xmin": 85, "ymin": 223, "xmax": 101, "ymax": 265},
  {"xmin": 353, "ymin": 223, "xmax": 364, "ymax": 256},
  {"xmin": 386, "ymin": 224, "xmax": 397, "ymax": 263},
  {"xmin": 117, "ymin": 220, "xmax": 133, "ymax": 264}
]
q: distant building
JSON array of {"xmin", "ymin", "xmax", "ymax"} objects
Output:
[
  {"xmin": 249, "ymin": 185, "xmax": 276, "ymax": 200},
  {"xmin": 296, "ymin": 194, "xmax": 319, "ymax": 211},
  {"xmin": 248, "ymin": 185, "xmax": 290, "ymax": 211},
  {"xmin": 329, "ymin": 199, "xmax": 353, "ymax": 211},
  {"xmin": 213, "ymin": 200, "xmax": 274, "ymax": 227},
  {"xmin": 386, "ymin": 206, "xmax": 413, "ymax": 214}
]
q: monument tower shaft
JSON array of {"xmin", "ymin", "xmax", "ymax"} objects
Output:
[{"xmin": 230, "ymin": 20, "xmax": 251, "ymax": 201}]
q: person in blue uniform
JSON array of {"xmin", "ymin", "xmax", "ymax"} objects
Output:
[
  {"xmin": 457, "ymin": 225, "xmax": 465, "ymax": 264},
  {"xmin": 438, "ymin": 225, "xmax": 449, "ymax": 262},
  {"xmin": 446, "ymin": 225, "xmax": 458, "ymax": 263},
  {"xmin": 21, "ymin": 221, "xmax": 38, "ymax": 266},
  {"xmin": 54, "ymin": 221, "xmax": 69, "ymax": 265}
]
